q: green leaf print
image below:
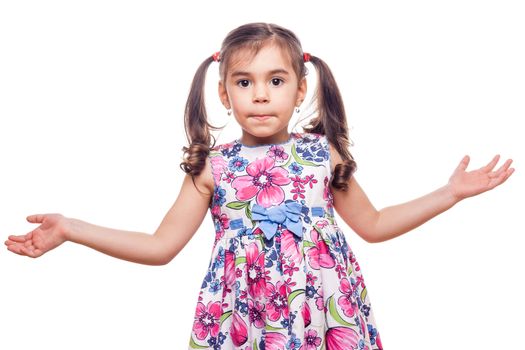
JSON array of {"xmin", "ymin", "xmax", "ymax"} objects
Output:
[
  {"xmin": 265, "ymin": 324, "xmax": 285, "ymax": 331},
  {"xmin": 328, "ymin": 295, "xmax": 356, "ymax": 327},
  {"xmin": 287, "ymin": 288, "xmax": 305, "ymax": 306},
  {"xmin": 303, "ymin": 241, "xmax": 316, "ymax": 248},
  {"xmin": 235, "ymin": 256, "xmax": 246, "ymax": 266},
  {"xmin": 245, "ymin": 204, "xmax": 252, "ymax": 220},
  {"xmin": 360, "ymin": 287, "xmax": 368, "ymax": 303},
  {"xmin": 219, "ymin": 310, "xmax": 232, "ymax": 326},
  {"xmin": 226, "ymin": 201, "xmax": 249, "ymax": 210},
  {"xmin": 291, "ymin": 143, "xmax": 319, "ymax": 167},
  {"xmin": 347, "ymin": 263, "xmax": 354, "ymax": 275},
  {"xmin": 189, "ymin": 336, "xmax": 208, "ymax": 349},
  {"xmin": 253, "ymin": 339, "xmax": 259, "ymax": 350}
]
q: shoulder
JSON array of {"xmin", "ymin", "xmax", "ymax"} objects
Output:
[{"xmin": 192, "ymin": 154, "xmax": 215, "ymax": 196}]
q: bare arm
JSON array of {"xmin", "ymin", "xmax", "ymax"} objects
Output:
[
  {"xmin": 5, "ymin": 159, "xmax": 214, "ymax": 265},
  {"xmin": 329, "ymin": 144, "xmax": 514, "ymax": 243}
]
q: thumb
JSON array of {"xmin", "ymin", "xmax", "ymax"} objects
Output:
[
  {"xmin": 26, "ymin": 214, "xmax": 46, "ymax": 224},
  {"xmin": 455, "ymin": 155, "xmax": 470, "ymax": 172}
]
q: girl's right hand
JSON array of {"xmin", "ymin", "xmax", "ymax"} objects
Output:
[{"xmin": 4, "ymin": 214, "xmax": 70, "ymax": 258}]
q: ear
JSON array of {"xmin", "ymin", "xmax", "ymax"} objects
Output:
[
  {"xmin": 296, "ymin": 77, "xmax": 307, "ymax": 107},
  {"xmin": 218, "ymin": 80, "xmax": 231, "ymax": 109}
]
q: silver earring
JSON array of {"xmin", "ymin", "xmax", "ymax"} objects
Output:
[
  {"xmin": 227, "ymin": 109, "xmax": 232, "ymax": 116},
  {"xmin": 295, "ymin": 107, "xmax": 300, "ymax": 113}
]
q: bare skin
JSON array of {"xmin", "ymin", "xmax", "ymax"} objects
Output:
[{"xmin": 4, "ymin": 145, "xmax": 514, "ymax": 261}]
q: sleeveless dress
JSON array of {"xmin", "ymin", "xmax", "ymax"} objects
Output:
[{"xmin": 188, "ymin": 132, "xmax": 383, "ymax": 350}]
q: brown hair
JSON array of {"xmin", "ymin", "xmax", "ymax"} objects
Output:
[{"xmin": 180, "ymin": 22, "xmax": 356, "ymax": 191}]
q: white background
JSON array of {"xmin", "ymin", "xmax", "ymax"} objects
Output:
[{"xmin": 1, "ymin": 1, "xmax": 523, "ymax": 349}]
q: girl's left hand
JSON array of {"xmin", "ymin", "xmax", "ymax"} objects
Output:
[{"xmin": 448, "ymin": 155, "xmax": 514, "ymax": 201}]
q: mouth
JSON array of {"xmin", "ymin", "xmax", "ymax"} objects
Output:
[{"xmin": 251, "ymin": 115, "xmax": 274, "ymax": 120}]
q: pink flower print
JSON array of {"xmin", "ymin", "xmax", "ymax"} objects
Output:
[
  {"xmin": 299, "ymin": 329, "xmax": 322, "ymax": 350},
  {"xmin": 349, "ymin": 251, "xmax": 361, "ymax": 272},
  {"xmin": 218, "ymin": 213, "xmax": 230, "ymax": 230},
  {"xmin": 315, "ymin": 289, "xmax": 325, "ymax": 311},
  {"xmin": 222, "ymin": 171, "xmax": 235, "ymax": 183},
  {"xmin": 230, "ymin": 311, "xmax": 248, "ymax": 346},
  {"xmin": 303, "ymin": 174, "xmax": 318, "ymax": 189},
  {"xmin": 211, "ymin": 204, "xmax": 220, "ymax": 217},
  {"xmin": 265, "ymin": 281, "xmax": 290, "ymax": 322},
  {"xmin": 231, "ymin": 157, "xmax": 291, "ymax": 208},
  {"xmin": 265, "ymin": 332, "xmax": 288, "ymax": 350},
  {"xmin": 247, "ymin": 298, "xmax": 266, "ymax": 328},
  {"xmin": 316, "ymin": 220, "xmax": 328, "ymax": 229},
  {"xmin": 283, "ymin": 277, "xmax": 297, "ymax": 294},
  {"xmin": 245, "ymin": 242, "xmax": 267, "ymax": 299},
  {"xmin": 224, "ymin": 250, "xmax": 236, "ymax": 288},
  {"xmin": 267, "ymin": 145, "xmax": 289, "ymax": 161},
  {"xmin": 301, "ymin": 301, "xmax": 311, "ymax": 327},
  {"xmin": 281, "ymin": 229, "xmax": 303, "ymax": 265},
  {"xmin": 291, "ymin": 175, "xmax": 306, "ymax": 200},
  {"xmin": 306, "ymin": 228, "xmax": 336, "ymax": 270},
  {"xmin": 326, "ymin": 327, "xmax": 359, "ymax": 350},
  {"xmin": 335, "ymin": 264, "xmax": 347, "ymax": 279},
  {"xmin": 306, "ymin": 271, "xmax": 318, "ymax": 285},
  {"xmin": 323, "ymin": 176, "xmax": 334, "ymax": 207},
  {"xmin": 338, "ymin": 278, "xmax": 359, "ymax": 318},
  {"xmin": 283, "ymin": 260, "xmax": 300, "ymax": 276},
  {"xmin": 210, "ymin": 156, "xmax": 228, "ymax": 185},
  {"xmin": 192, "ymin": 301, "xmax": 221, "ymax": 340}
]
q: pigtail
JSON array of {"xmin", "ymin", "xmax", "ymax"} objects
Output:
[
  {"xmin": 180, "ymin": 56, "xmax": 222, "ymax": 177},
  {"xmin": 303, "ymin": 55, "xmax": 357, "ymax": 192}
]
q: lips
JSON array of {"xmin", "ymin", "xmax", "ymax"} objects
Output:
[{"xmin": 251, "ymin": 115, "xmax": 274, "ymax": 120}]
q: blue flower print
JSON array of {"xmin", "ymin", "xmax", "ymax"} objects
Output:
[
  {"xmin": 212, "ymin": 186, "xmax": 226, "ymax": 207},
  {"xmin": 296, "ymin": 134, "xmax": 329, "ymax": 163},
  {"xmin": 305, "ymin": 285, "xmax": 316, "ymax": 298},
  {"xmin": 286, "ymin": 333, "xmax": 301, "ymax": 349},
  {"xmin": 209, "ymin": 279, "xmax": 220, "ymax": 294},
  {"xmin": 228, "ymin": 156, "xmax": 248, "ymax": 172},
  {"xmin": 212, "ymin": 246, "xmax": 225, "ymax": 270},
  {"xmin": 207, "ymin": 331, "xmax": 227, "ymax": 349},
  {"xmin": 368, "ymin": 324, "xmax": 378, "ymax": 345},
  {"xmin": 237, "ymin": 227, "xmax": 254, "ymax": 238},
  {"xmin": 361, "ymin": 304, "xmax": 371, "ymax": 317},
  {"xmin": 288, "ymin": 161, "xmax": 303, "ymax": 175},
  {"xmin": 221, "ymin": 143, "xmax": 242, "ymax": 158}
]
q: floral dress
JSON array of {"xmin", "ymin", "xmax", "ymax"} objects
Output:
[{"xmin": 188, "ymin": 132, "xmax": 383, "ymax": 350}]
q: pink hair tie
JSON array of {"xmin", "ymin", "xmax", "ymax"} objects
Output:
[
  {"xmin": 212, "ymin": 51, "xmax": 221, "ymax": 62},
  {"xmin": 303, "ymin": 52, "xmax": 311, "ymax": 62}
]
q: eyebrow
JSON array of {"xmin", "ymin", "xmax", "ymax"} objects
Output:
[{"xmin": 230, "ymin": 69, "xmax": 290, "ymax": 78}]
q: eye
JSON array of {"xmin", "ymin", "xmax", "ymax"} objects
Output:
[
  {"xmin": 271, "ymin": 78, "xmax": 284, "ymax": 86},
  {"xmin": 236, "ymin": 79, "xmax": 250, "ymax": 88}
]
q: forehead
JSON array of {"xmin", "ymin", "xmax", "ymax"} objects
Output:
[{"xmin": 226, "ymin": 43, "xmax": 294, "ymax": 75}]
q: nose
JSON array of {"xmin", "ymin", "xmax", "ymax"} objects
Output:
[{"xmin": 252, "ymin": 83, "xmax": 270, "ymax": 103}]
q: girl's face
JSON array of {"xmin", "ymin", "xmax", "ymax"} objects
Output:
[{"xmin": 219, "ymin": 43, "xmax": 307, "ymax": 146}]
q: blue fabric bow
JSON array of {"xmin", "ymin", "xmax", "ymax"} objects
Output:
[{"xmin": 251, "ymin": 202, "xmax": 303, "ymax": 240}]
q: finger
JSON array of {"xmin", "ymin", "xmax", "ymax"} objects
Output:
[
  {"xmin": 456, "ymin": 155, "xmax": 470, "ymax": 172},
  {"xmin": 489, "ymin": 166, "xmax": 515, "ymax": 188},
  {"xmin": 489, "ymin": 159, "xmax": 513, "ymax": 178},
  {"xmin": 6, "ymin": 244, "xmax": 26, "ymax": 256},
  {"xmin": 26, "ymin": 214, "xmax": 46, "ymax": 224},
  {"xmin": 7, "ymin": 234, "xmax": 28, "ymax": 243},
  {"xmin": 482, "ymin": 154, "xmax": 500, "ymax": 173},
  {"xmin": 19, "ymin": 245, "xmax": 36, "ymax": 258}
]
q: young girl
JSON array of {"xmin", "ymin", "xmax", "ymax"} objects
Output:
[{"xmin": 5, "ymin": 22, "xmax": 514, "ymax": 350}]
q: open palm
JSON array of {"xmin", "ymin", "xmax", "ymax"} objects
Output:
[
  {"xmin": 448, "ymin": 155, "xmax": 514, "ymax": 200},
  {"xmin": 4, "ymin": 213, "xmax": 68, "ymax": 258}
]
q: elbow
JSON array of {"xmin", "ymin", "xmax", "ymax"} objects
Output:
[{"xmin": 357, "ymin": 229, "xmax": 381, "ymax": 244}]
